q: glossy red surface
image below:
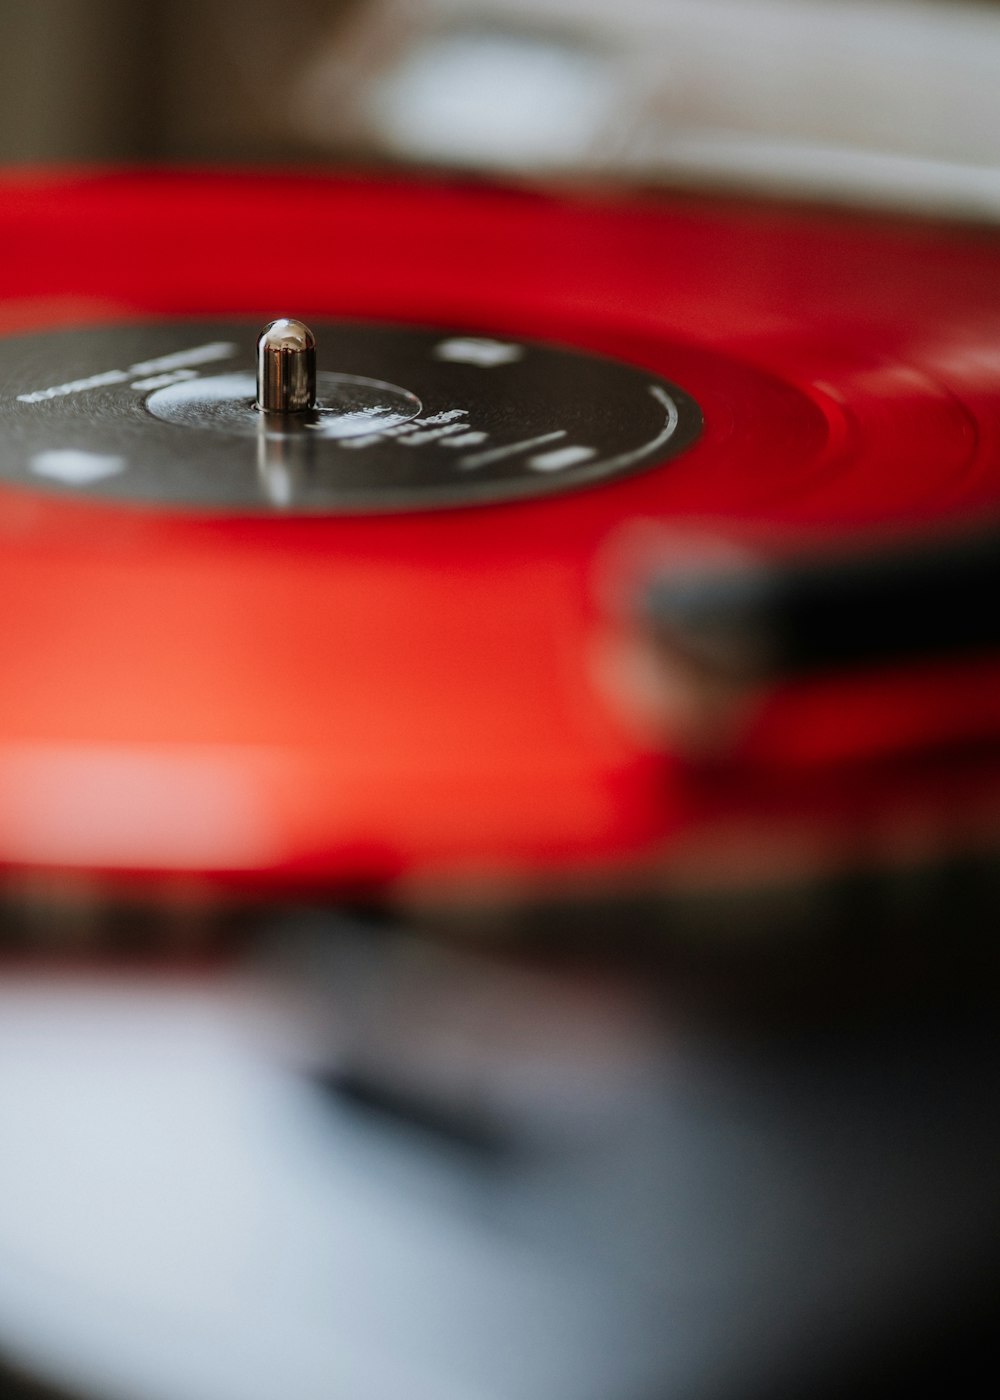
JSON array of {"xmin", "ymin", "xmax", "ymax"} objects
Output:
[{"xmin": 1, "ymin": 169, "xmax": 1000, "ymax": 885}]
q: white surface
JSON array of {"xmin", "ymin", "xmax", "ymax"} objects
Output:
[
  {"xmin": 296, "ymin": 0, "xmax": 1000, "ymax": 217},
  {"xmin": 0, "ymin": 978, "xmax": 653, "ymax": 1400},
  {"xmin": 0, "ymin": 968, "xmax": 996, "ymax": 1400}
]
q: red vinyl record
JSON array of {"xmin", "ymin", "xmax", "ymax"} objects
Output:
[{"xmin": 1, "ymin": 169, "xmax": 1000, "ymax": 891}]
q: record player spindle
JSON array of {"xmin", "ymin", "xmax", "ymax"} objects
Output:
[{"xmin": 256, "ymin": 318, "xmax": 317, "ymax": 414}]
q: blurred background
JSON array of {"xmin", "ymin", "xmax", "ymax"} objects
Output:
[{"xmin": 2, "ymin": 0, "xmax": 1000, "ymax": 216}]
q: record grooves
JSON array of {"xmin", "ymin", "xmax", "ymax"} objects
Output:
[{"xmin": 1, "ymin": 172, "xmax": 1000, "ymax": 891}]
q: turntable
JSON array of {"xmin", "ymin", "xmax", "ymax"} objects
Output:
[{"xmin": 0, "ymin": 168, "xmax": 998, "ymax": 1400}]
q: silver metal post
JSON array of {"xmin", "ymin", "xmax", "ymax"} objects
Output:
[{"xmin": 256, "ymin": 319, "xmax": 317, "ymax": 414}]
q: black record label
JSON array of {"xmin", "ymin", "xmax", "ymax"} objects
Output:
[{"xmin": 0, "ymin": 322, "xmax": 701, "ymax": 511}]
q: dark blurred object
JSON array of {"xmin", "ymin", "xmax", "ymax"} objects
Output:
[
  {"xmin": 0, "ymin": 0, "xmax": 351, "ymax": 163},
  {"xmin": 0, "ymin": 2, "xmax": 155, "ymax": 163},
  {"xmin": 641, "ymin": 521, "xmax": 1000, "ymax": 684}
]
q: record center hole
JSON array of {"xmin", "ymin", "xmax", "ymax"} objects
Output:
[{"xmin": 145, "ymin": 370, "xmax": 422, "ymax": 440}]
